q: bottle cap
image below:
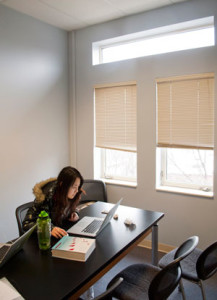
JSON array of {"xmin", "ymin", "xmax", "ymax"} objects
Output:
[{"xmin": 39, "ymin": 210, "xmax": 49, "ymax": 218}]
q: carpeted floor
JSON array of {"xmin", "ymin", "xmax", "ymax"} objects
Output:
[{"xmin": 93, "ymin": 246, "xmax": 217, "ymax": 299}]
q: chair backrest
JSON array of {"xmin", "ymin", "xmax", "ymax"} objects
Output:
[
  {"xmin": 15, "ymin": 202, "xmax": 34, "ymax": 236},
  {"xmin": 149, "ymin": 235, "xmax": 199, "ymax": 300},
  {"xmin": 174, "ymin": 236, "xmax": 199, "ymax": 260},
  {"xmin": 149, "ymin": 259, "xmax": 182, "ymax": 300},
  {"xmin": 94, "ymin": 277, "xmax": 123, "ymax": 300},
  {"xmin": 81, "ymin": 180, "xmax": 107, "ymax": 203},
  {"xmin": 196, "ymin": 241, "xmax": 217, "ymax": 280}
]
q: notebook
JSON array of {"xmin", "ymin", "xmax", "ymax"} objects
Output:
[
  {"xmin": 67, "ymin": 198, "xmax": 123, "ymax": 237},
  {"xmin": 0, "ymin": 224, "xmax": 36, "ymax": 268}
]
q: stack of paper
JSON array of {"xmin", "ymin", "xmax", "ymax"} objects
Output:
[{"xmin": 0, "ymin": 277, "xmax": 23, "ymax": 300}]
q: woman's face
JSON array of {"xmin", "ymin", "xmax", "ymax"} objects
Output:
[{"xmin": 67, "ymin": 177, "xmax": 81, "ymax": 199}]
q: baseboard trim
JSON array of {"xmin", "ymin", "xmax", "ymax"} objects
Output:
[{"xmin": 138, "ymin": 239, "xmax": 175, "ymax": 253}]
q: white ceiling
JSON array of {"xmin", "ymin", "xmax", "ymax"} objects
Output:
[{"xmin": 0, "ymin": 0, "xmax": 188, "ymax": 31}]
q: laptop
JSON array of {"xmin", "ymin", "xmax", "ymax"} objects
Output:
[
  {"xmin": 0, "ymin": 224, "xmax": 36, "ymax": 268},
  {"xmin": 68, "ymin": 198, "xmax": 123, "ymax": 237}
]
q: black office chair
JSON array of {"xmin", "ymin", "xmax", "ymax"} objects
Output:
[
  {"xmin": 94, "ymin": 277, "xmax": 123, "ymax": 300},
  {"xmin": 159, "ymin": 240, "xmax": 217, "ymax": 300},
  {"xmin": 78, "ymin": 179, "xmax": 107, "ymax": 210},
  {"xmin": 106, "ymin": 236, "xmax": 199, "ymax": 300},
  {"xmin": 79, "ymin": 277, "xmax": 123, "ymax": 300},
  {"xmin": 15, "ymin": 201, "xmax": 34, "ymax": 236}
]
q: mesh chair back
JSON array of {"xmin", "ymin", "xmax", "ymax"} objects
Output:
[
  {"xmin": 196, "ymin": 241, "xmax": 217, "ymax": 280},
  {"xmin": 15, "ymin": 202, "xmax": 34, "ymax": 236},
  {"xmin": 94, "ymin": 277, "xmax": 123, "ymax": 300},
  {"xmin": 149, "ymin": 260, "xmax": 181, "ymax": 300},
  {"xmin": 149, "ymin": 236, "xmax": 199, "ymax": 299},
  {"xmin": 175, "ymin": 236, "xmax": 199, "ymax": 260},
  {"xmin": 81, "ymin": 180, "xmax": 107, "ymax": 203}
]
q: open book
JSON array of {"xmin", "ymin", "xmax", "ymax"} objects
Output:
[{"xmin": 52, "ymin": 236, "xmax": 95, "ymax": 262}]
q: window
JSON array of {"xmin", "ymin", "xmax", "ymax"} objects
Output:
[
  {"xmin": 93, "ymin": 17, "xmax": 214, "ymax": 65},
  {"xmin": 156, "ymin": 73, "xmax": 214, "ymax": 196},
  {"xmin": 158, "ymin": 148, "xmax": 213, "ymax": 192},
  {"xmin": 94, "ymin": 82, "xmax": 137, "ymax": 186}
]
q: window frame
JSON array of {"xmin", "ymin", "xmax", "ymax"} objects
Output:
[
  {"xmin": 102, "ymin": 148, "xmax": 137, "ymax": 182},
  {"xmin": 159, "ymin": 148, "xmax": 214, "ymax": 193},
  {"xmin": 156, "ymin": 71, "xmax": 214, "ymax": 197},
  {"xmin": 94, "ymin": 82, "xmax": 137, "ymax": 186},
  {"xmin": 94, "ymin": 147, "xmax": 137, "ymax": 187},
  {"xmin": 92, "ymin": 16, "xmax": 214, "ymax": 65}
]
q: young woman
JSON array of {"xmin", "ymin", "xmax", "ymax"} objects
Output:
[{"xmin": 22, "ymin": 166, "xmax": 84, "ymax": 239}]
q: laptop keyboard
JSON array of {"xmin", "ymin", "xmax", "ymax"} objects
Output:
[
  {"xmin": 0, "ymin": 245, "xmax": 10, "ymax": 260},
  {"xmin": 82, "ymin": 220, "xmax": 103, "ymax": 233}
]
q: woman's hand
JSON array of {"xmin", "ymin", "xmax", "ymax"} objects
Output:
[
  {"xmin": 51, "ymin": 227, "xmax": 68, "ymax": 239},
  {"xmin": 68, "ymin": 212, "xmax": 79, "ymax": 222}
]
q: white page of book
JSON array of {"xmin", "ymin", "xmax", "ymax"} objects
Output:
[{"xmin": 0, "ymin": 277, "xmax": 24, "ymax": 300}]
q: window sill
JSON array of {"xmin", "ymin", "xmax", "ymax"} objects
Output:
[
  {"xmin": 156, "ymin": 185, "xmax": 213, "ymax": 198},
  {"xmin": 100, "ymin": 178, "xmax": 137, "ymax": 188}
]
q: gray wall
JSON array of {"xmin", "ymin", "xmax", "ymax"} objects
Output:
[
  {"xmin": 72, "ymin": 0, "xmax": 217, "ymax": 249},
  {"xmin": 1, "ymin": 0, "xmax": 216, "ymax": 249},
  {"xmin": 0, "ymin": 5, "xmax": 69, "ymax": 242}
]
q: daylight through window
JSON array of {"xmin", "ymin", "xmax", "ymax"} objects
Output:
[
  {"xmin": 156, "ymin": 73, "xmax": 214, "ymax": 196},
  {"xmin": 93, "ymin": 17, "xmax": 214, "ymax": 65},
  {"xmin": 94, "ymin": 83, "xmax": 137, "ymax": 185}
]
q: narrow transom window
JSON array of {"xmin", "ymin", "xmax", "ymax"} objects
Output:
[{"xmin": 93, "ymin": 17, "xmax": 214, "ymax": 65}]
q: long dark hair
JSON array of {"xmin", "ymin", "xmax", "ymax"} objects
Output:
[{"xmin": 53, "ymin": 166, "xmax": 83, "ymax": 225}]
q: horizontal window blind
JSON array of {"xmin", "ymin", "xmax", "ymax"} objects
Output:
[
  {"xmin": 157, "ymin": 73, "xmax": 214, "ymax": 150},
  {"xmin": 95, "ymin": 83, "xmax": 137, "ymax": 152}
]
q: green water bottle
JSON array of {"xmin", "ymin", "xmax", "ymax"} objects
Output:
[{"xmin": 37, "ymin": 211, "xmax": 51, "ymax": 250}]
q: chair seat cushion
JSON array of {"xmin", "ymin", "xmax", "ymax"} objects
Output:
[
  {"xmin": 159, "ymin": 248, "xmax": 202, "ymax": 282},
  {"xmin": 107, "ymin": 263, "xmax": 160, "ymax": 300}
]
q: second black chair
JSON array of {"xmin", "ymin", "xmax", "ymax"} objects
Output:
[
  {"xmin": 107, "ymin": 236, "xmax": 199, "ymax": 300},
  {"xmin": 159, "ymin": 240, "xmax": 217, "ymax": 300},
  {"xmin": 79, "ymin": 179, "xmax": 107, "ymax": 209},
  {"xmin": 15, "ymin": 201, "xmax": 34, "ymax": 236}
]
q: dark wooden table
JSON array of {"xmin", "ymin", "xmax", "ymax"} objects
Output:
[{"xmin": 0, "ymin": 202, "xmax": 164, "ymax": 300}]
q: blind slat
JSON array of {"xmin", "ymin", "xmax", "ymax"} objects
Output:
[
  {"xmin": 157, "ymin": 74, "xmax": 214, "ymax": 149},
  {"xmin": 95, "ymin": 84, "xmax": 137, "ymax": 152}
]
